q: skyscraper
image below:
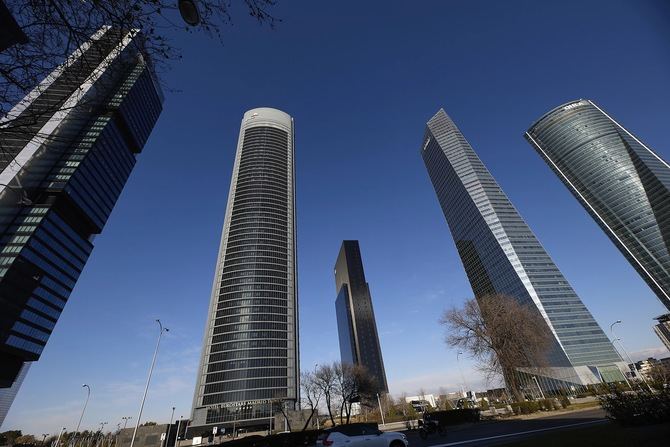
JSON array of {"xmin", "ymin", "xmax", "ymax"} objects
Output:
[
  {"xmin": 334, "ymin": 240, "xmax": 388, "ymax": 393},
  {"xmin": 525, "ymin": 99, "xmax": 670, "ymax": 312},
  {"xmin": 0, "ymin": 363, "xmax": 29, "ymax": 428},
  {"xmin": 190, "ymin": 108, "xmax": 298, "ymax": 434},
  {"xmin": 653, "ymin": 314, "xmax": 670, "ymax": 353},
  {"xmin": 0, "ymin": 27, "xmax": 162, "ymax": 398},
  {"xmin": 421, "ymin": 108, "xmax": 626, "ymax": 391}
]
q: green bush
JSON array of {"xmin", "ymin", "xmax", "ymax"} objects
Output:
[
  {"xmin": 510, "ymin": 401, "xmax": 540, "ymax": 415},
  {"xmin": 599, "ymin": 388, "xmax": 670, "ymax": 426},
  {"xmin": 559, "ymin": 395, "xmax": 571, "ymax": 408}
]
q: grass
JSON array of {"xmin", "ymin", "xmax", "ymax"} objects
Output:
[{"xmin": 497, "ymin": 421, "xmax": 670, "ymax": 446}]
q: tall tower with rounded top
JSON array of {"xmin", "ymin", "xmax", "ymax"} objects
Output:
[{"xmin": 190, "ymin": 108, "xmax": 298, "ymax": 433}]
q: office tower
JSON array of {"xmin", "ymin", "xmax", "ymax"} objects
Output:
[
  {"xmin": 334, "ymin": 240, "xmax": 388, "ymax": 393},
  {"xmin": 190, "ymin": 108, "xmax": 298, "ymax": 434},
  {"xmin": 0, "ymin": 363, "xmax": 28, "ymax": 428},
  {"xmin": 654, "ymin": 314, "xmax": 670, "ymax": 353},
  {"xmin": 421, "ymin": 108, "xmax": 626, "ymax": 391},
  {"xmin": 525, "ymin": 100, "xmax": 670, "ymax": 312},
  {"xmin": 0, "ymin": 27, "xmax": 163, "ymax": 392}
]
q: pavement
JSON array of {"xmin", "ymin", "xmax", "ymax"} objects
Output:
[{"xmin": 403, "ymin": 407, "xmax": 608, "ymax": 446}]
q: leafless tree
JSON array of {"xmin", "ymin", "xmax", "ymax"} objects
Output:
[
  {"xmin": 440, "ymin": 294, "xmax": 552, "ymax": 401},
  {"xmin": 300, "ymin": 370, "xmax": 324, "ymax": 431},
  {"xmin": 0, "ymin": 1, "xmax": 278, "ymax": 150},
  {"xmin": 333, "ymin": 362, "xmax": 378, "ymax": 424},
  {"xmin": 313, "ymin": 362, "xmax": 338, "ymax": 426}
]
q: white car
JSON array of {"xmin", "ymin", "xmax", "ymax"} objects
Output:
[{"xmin": 317, "ymin": 423, "xmax": 408, "ymax": 447}]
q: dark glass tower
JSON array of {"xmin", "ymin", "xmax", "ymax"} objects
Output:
[
  {"xmin": 334, "ymin": 240, "xmax": 388, "ymax": 393},
  {"xmin": 525, "ymin": 100, "xmax": 670, "ymax": 312},
  {"xmin": 190, "ymin": 108, "xmax": 298, "ymax": 434},
  {"xmin": 421, "ymin": 108, "xmax": 625, "ymax": 391},
  {"xmin": 0, "ymin": 27, "xmax": 162, "ymax": 396}
]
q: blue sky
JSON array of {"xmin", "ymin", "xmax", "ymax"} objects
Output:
[{"xmin": 4, "ymin": 0, "xmax": 670, "ymax": 434}]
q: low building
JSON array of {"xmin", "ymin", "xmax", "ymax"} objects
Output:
[
  {"xmin": 404, "ymin": 394, "xmax": 437, "ymax": 409},
  {"xmin": 117, "ymin": 423, "xmax": 181, "ymax": 447}
]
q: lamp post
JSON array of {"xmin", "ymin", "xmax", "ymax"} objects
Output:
[
  {"xmin": 611, "ymin": 320, "xmax": 652, "ymax": 391},
  {"xmin": 129, "ymin": 320, "xmax": 169, "ymax": 447},
  {"xmin": 42, "ymin": 434, "xmax": 49, "ymax": 445},
  {"xmin": 531, "ymin": 376, "xmax": 545, "ymax": 400},
  {"xmin": 55, "ymin": 428, "xmax": 66, "ymax": 447},
  {"xmin": 456, "ymin": 352, "xmax": 469, "ymax": 398},
  {"xmin": 121, "ymin": 417, "xmax": 132, "ymax": 430},
  {"xmin": 166, "ymin": 407, "xmax": 175, "ymax": 447},
  {"xmin": 376, "ymin": 393, "xmax": 385, "ymax": 427},
  {"xmin": 173, "ymin": 417, "xmax": 183, "ymax": 447},
  {"xmin": 75, "ymin": 385, "xmax": 91, "ymax": 434}
]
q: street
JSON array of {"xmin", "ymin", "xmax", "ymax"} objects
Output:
[{"xmin": 405, "ymin": 408, "xmax": 607, "ymax": 446}]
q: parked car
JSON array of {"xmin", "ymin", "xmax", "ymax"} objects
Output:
[{"xmin": 317, "ymin": 423, "xmax": 408, "ymax": 447}]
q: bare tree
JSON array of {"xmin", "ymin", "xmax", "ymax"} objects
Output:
[
  {"xmin": 333, "ymin": 362, "xmax": 378, "ymax": 424},
  {"xmin": 300, "ymin": 370, "xmax": 324, "ymax": 431},
  {"xmin": 440, "ymin": 294, "xmax": 552, "ymax": 401},
  {"xmin": 313, "ymin": 363, "xmax": 338, "ymax": 426},
  {"xmin": 0, "ymin": 1, "xmax": 278, "ymax": 142}
]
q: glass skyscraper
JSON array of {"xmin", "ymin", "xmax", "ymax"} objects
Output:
[
  {"xmin": 0, "ymin": 27, "xmax": 162, "ymax": 402},
  {"xmin": 525, "ymin": 99, "xmax": 670, "ymax": 312},
  {"xmin": 190, "ymin": 108, "xmax": 298, "ymax": 434},
  {"xmin": 335, "ymin": 240, "xmax": 388, "ymax": 393},
  {"xmin": 421, "ymin": 108, "xmax": 626, "ymax": 391}
]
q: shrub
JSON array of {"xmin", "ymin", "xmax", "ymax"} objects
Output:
[
  {"xmin": 510, "ymin": 401, "xmax": 540, "ymax": 415},
  {"xmin": 599, "ymin": 388, "xmax": 670, "ymax": 426},
  {"xmin": 559, "ymin": 395, "xmax": 571, "ymax": 408}
]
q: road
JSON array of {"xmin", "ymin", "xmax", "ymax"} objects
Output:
[{"xmin": 406, "ymin": 408, "xmax": 607, "ymax": 446}]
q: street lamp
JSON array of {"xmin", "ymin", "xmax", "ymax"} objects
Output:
[
  {"xmin": 456, "ymin": 352, "xmax": 469, "ymax": 398},
  {"xmin": 178, "ymin": 0, "xmax": 201, "ymax": 26},
  {"xmin": 173, "ymin": 417, "xmax": 183, "ymax": 447},
  {"xmin": 41, "ymin": 434, "xmax": 49, "ymax": 445},
  {"xmin": 166, "ymin": 407, "xmax": 175, "ymax": 447},
  {"xmin": 121, "ymin": 417, "xmax": 132, "ymax": 429},
  {"xmin": 129, "ymin": 320, "xmax": 169, "ymax": 447},
  {"xmin": 55, "ymin": 428, "xmax": 66, "ymax": 447},
  {"xmin": 376, "ymin": 393, "xmax": 385, "ymax": 427},
  {"xmin": 75, "ymin": 385, "xmax": 91, "ymax": 434}
]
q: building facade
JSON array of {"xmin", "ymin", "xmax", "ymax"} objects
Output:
[
  {"xmin": 653, "ymin": 313, "xmax": 670, "ymax": 352},
  {"xmin": 0, "ymin": 363, "xmax": 29, "ymax": 428},
  {"xmin": 525, "ymin": 99, "xmax": 670, "ymax": 312},
  {"xmin": 421, "ymin": 108, "xmax": 626, "ymax": 392},
  {"xmin": 334, "ymin": 240, "xmax": 388, "ymax": 393},
  {"xmin": 190, "ymin": 108, "xmax": 298, "ymax": 435},
  {"xmin": 0, "ymin": 27, "xmax": 162, "ymax": 396}
]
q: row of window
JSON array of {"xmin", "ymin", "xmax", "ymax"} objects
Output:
[
  {"xmin": 205, "ymin": 367, "xmax": 287, "ymax": 384},
  {"xmin": 210, "ymin": 330, "xmax": 287, "ymax": 345},
  {"xmin": 207, "ymin": 357, "xmax": 287, "ymax": 373},
  {"xmin": 204, "ymin": 377, "xmax": 288, "ymax": 395}
]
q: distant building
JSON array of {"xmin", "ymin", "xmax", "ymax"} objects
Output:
[
  {"xmin": 526, "ymin": 100, "xmax": 670, "ymax": 312},
  {"xmin": 421, "ymin": 108, "xmax": 627, "ymax": 393},
  {"xmin": 632, "ymin": 358, "xmax": 661, "ymax": 381},
  {"xmin": 189, "ymin": 108, "xmax": 299, "ymax": 435},
  {"xmin": 335, "ymin": 240, "xmax": 388, "ymax": 393},
  {"xmin": 404, "ymin": 394, "xmax": 437, "ymax": 409},
  {"xmin": 0, "ymin": 362, "xmax": 29, "ymax": 428},
  {"xmin": 0, "ymin": 27, "xmax": 162, "ymax": 405},
  {"xmin": 653, "ymin": 314, "xmax": 670, "ymax": 352}
]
